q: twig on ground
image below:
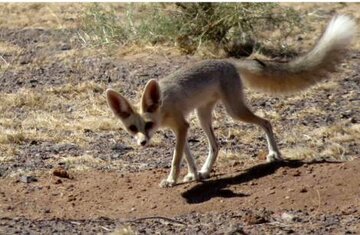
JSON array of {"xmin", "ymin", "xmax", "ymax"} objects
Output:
[
  {"xmin": 0, "ymin": 55, "xmax": 9, "ymax": 65},
  {"xmin": 122, "ymin": 216, "xmax": 187, "ymax": 227}
]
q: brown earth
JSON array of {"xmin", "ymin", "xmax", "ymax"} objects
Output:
[
  {"xmin": 1, "ymin": 3, "xmax": 360, "ymax": 234},
  {"xmin": 1, "ymin": 159, "xmax": 360, "ymax": 234}
]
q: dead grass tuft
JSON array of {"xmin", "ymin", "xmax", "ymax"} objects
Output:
[
  {"xmin": 110, "ymin": 226, "xmax": 135, "ymax": 235},
  {"xmin": 0, "ymin": 81, "xmax": 119, "ymax": 165},
  {"xmin": 60, "ymin": 154, "xmax": 108, "ymax": 171},
  {"xmin": 0, "ymin": 3, "xmax": 85, "ymax": 29},
  {"xmin": 282, "ymin": 121, "xmax": 359, "ymax": 161}
]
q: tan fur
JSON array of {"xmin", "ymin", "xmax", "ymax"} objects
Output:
[
  {"xmin": 234, "ymin": 15, "xmax": 356, "ymax": 95},
  {"xmin": 106, "ymin": 15, "xmax": 356, "ymax": 188}
]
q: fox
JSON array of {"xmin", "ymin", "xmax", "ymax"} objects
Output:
[{"xmin": 106, "ymin": 15, "xmax": 356, "ymax": 188}]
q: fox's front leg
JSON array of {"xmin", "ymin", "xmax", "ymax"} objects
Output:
[
  {"xmin": 160, "ymin": 122, "xmax": 189, "ymax": 188},
  {"xmin": 182, "ymin": 142, "xmax": 199, "ymax": 182}
]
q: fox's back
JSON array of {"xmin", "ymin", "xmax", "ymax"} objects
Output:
[{"xmin": 159, "ymin": 60, "xmax": 241, "ymax": 115}]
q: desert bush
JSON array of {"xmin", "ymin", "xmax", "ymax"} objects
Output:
[
  {"xmin": 79, "ymin": 3, "xmax": 303, "ymax": 58},
  {"xmin": 79, "ymin": 4, "xmax": 129, "ymax": 45}
]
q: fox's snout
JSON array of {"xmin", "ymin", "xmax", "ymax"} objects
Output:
[{"xmin": 135, "ymin": 132, "xmax": 149, "ymax": 147}]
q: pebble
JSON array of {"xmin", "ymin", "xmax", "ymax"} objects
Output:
[
  {"xmin": 292, "ymin": 170, "xmax": 301, "ymax": 177},
  {"xmin": 300, "ymin": 187, "xmax": 308, "ymax": 193},
  {"xmin": 20, "ymin": 175, "xmax": 38, "ymax": 183},
  {"xmin": 53, "ymin": 168, "xmax": 70, "ymax": 179},
  {"xmin": 54, "ymin": 179, "xmax": 63, "ymax": 184},
  {"xmin": 281, "ymin": 212, "xmax": 296, "ymax": 222}
]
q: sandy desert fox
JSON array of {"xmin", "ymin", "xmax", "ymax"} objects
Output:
[{"xmin": 106, "ymin": 15, "xmax": 356, "ymax": 187}]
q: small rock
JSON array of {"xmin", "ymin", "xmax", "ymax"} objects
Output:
[
  {"xmin": 268, "ymin": 190, "xmax": 275, "ymax": 195},
  {"xmin": 20, "ymin": 175, "xmax": 38, "ymax": 183},
  {"xmin": 19, "ymin": 57, "xmax": 31, "ymax": 65},
  {"xmin": 83, "ymin": 129, "xmax": 92, "ymax": 134},
  {"xmin": 29, "ymin": 140, "xmax": 38, "ymax": 145},
  {"xmin": 244, "ymin": 214, "xmax": 267, "ymax": 225},
  {"xmin": 60, "ymin": 44, "xmax": 71, "ymax": 51},
  {"xmin": 350, "ymin": 117, "xmax": 357, "ymax": 123},
  {"xmin": 281, "ymin": 212, "xmax": 296, "ymax": 222},
  {"xmin": 67, "ymin": 195, "xmax": 76, "ymax": 202},
  {"xmin": 54, "ymin": 179, "xmax": 63, "ymax": 184},
  {"xmin": 226, "ymin": 225, "xmax": 245, "ymax": 235},
  {"xmin": 112, "ymin": 144, "xmax": 133, "ymax": 152},
  {"xmin": 53, "ymin": 167, "xmax": 70, "ymax": 179},
  {"xmin": 188, "ymin": 138, "xmax": 200, "ymax": 143},
  {"xmin": 300, "ymin": 187, "xmax": 308, "ymax": 193}
]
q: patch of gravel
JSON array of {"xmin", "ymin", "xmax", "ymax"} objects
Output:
[{"xmin": 1, "ymin": 209, "xmax": 359, "ymax": 234}]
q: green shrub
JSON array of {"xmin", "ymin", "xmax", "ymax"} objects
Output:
[
  {"xmin": 79, "ymin": 4, "xmax": 128, "ymax": 45},
  {"xmin": 79, "ymin": 3, "xmax": 303, "ymax": 58}
]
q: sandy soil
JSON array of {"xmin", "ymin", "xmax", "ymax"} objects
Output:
[{"xmin": 1, "ymin": 159, "xmax": 360, "ymax": 234}]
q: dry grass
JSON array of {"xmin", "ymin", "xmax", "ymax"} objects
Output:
[
  {"xmin": 110, "ymin": 226, "xmax": 135, "ymax": 235},
  {"xmin": 0, "ymin": 80, "xmax": 125, "ymax": 178},
  {"xmin": 281, "ymin": 120, "xmax": 359, "ymax": 161},
  {"xmin": 0, "ymin": 81, "xmax": 118, "ymax": 155},
  {"xmin": 0, "ymin": 3, "xmax": 86, "ymax": 29},
  {"xmin": 59, "ymin": 154, "xmax": 107, "ymax": 171},
  {"xmin": 0, "ymin": 41, "xmax": 22, "ymax": 56}
]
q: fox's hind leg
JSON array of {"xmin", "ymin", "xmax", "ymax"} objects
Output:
[
  {"xmin": 222, "ymin": 90, "xmax": 282, "ymax": 162},
  {"xmin": 196, "ymin": 101, "xmax": 219, "ymax": 179}
]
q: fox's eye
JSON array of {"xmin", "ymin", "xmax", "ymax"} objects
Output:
[
  {"xmin": 145, "ymin": 122, "xmax": 154, "ymax": 130},
  {"xmin": 128, "ymin": 125, "xmax": 138, "ymax": 133}
]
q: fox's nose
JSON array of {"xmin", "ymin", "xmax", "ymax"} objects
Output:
[{"xmin": 136, "ymin": 133, "xmax": 148, "ymax": 146}]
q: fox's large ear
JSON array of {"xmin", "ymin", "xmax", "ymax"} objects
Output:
[
  {"xmin": 106, "ymin": 89, "xmax": 133, "ymax": 119},
  {"xmin": 141, "ymin": 79, "xmax": 162, "ymax": 113}
]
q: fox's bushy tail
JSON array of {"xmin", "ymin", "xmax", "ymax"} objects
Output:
[{"xmin": 235, "ymin": 15, "xmax": 357, "ymax": 95}]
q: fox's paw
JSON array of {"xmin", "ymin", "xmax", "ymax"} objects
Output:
[
  {"xmin": 198, "ymin": 170, "xmax": 211, "ymax": 180},
  {"xmin": 183, "ymin": 172, "xmax": 199, "ymax": 183},
  {"xmin": 159, "ymin": 178, "xmax": 176, "ymax": 188},
  {"xmin": 266, "ymin": 151, "xmax": 283, "ymax": 162}
]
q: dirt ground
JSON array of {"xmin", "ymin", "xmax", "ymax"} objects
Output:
[
  {"xmin": 1, "ymin": 159, "xmax": 360, "ymax": 234},
  {"xmin": 1, "ymin": 3, "xmax": 360, "ymax": 234}
]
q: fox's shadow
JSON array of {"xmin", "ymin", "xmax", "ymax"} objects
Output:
[{"xmin": 181, "ymin": 159, "xmax": 338, "ymax": 204}]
